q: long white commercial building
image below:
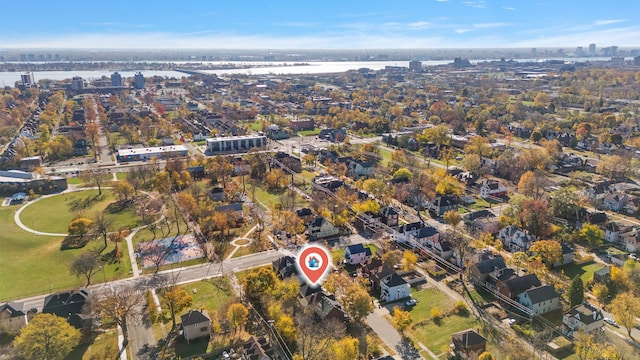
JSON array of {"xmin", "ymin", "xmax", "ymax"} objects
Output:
[
  {"xmin": 116, "ymin": 145, "xmax": 189, "ymax": 162},
  {"xmin": 206, "ymin": 135, "xmax": 267, "ymax": 154}
]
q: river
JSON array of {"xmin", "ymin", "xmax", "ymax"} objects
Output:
[{"xmin": 0, "ymin": 57, "xmax": 624, "ymax": 86}]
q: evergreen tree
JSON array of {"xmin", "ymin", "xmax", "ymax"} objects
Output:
[{"xmin": 569, "ymin": 276, "xmax": 584, "ymax": 307}]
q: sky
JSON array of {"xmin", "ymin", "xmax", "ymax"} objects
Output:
[{"xmin": 2, "ymin": 0, "xmax": 640, "ymax": 49}]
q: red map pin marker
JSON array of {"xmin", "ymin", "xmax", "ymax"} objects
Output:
[{"xmin": 296, "ymin": 245, "xmax": 331, "ymax": 287}]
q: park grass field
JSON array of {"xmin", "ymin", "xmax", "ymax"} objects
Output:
[
  {"xmin": 20, "ymin": 189, "xmax": 142, "ymax": 234},
  {"xmin": 0, "ymin": 204, "xmax": 131, "ymax": 300}
]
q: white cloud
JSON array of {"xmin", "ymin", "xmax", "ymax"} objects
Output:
[
  {"xmin": 462, "ymin": 1, "xmax": 487, "ymax": 9},
  {"xmin": 435, "ymin": 0, "xmax": 449, "ymax": 2},
  {"xmin": 472, "ymin": 22, "xmax": 511, "ymax": 29},
  {"xmin": 455, "ymin": 28, "xmax": 474, "ymax": 34},
  {"xmin": 502, "ymin": 7, "xmax": 515, "ymax": 10},
  {"xmin": 408, "ymin": 21, "xmax": 431, "ymax": 29},
  {"xmin": 594, "ymin": 19, "xmax": 628, "ymax": 26}
]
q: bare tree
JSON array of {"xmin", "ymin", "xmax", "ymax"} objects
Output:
[
  {"xmin": 89, "ymin": 285, "xmax": 144, "ymax": 346},
  {"xmin": 296, "ymin": 311, "xmax": 345, "ymax": 360},
  {"xmin": 92, "ymin": 212, "xmax": 114, "ymax": 252},
  {"xmin": 70, "ymin": 251, "xmax": 102, "ymax": 286}
]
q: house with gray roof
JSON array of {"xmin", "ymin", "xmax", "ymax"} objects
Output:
[
  {"xmin": 562, "ymin": 303, "xmax": 603, "ymax": 335},
  {"xmin": 517, "ymin": 285, "xmax": 561, "ymax": 316},
  {"xmin": 0, "ymin": 302, "xmax": 27, "ymax": 333}
]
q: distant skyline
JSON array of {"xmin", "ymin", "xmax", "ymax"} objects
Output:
[{"xmin": 2, "ymin": 1, "xmax": 640, "ymax": 49}]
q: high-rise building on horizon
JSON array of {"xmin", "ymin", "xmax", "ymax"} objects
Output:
[
  {"xmin": 409, "ymin": 60, "xmax": 422, "ymax": 71},
  {"xmin": 589, "ymin": 43, "xmax": 596, "ymax": 56},
  {"xmin": 71, "ymin": 76, "xmax": 84, "ymax": 91},
  {"xmin": 20, "ymin": 72, "xmax": 35, "ymax": 86},
  {"xmin": 134, "ymin": 72, "xmax": 145, "ymax": 89},
  {"xmin": 111, "ymin": 72, "xmax": 122, "ymax": 87}
]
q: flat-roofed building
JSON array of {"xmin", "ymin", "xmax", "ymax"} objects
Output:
[
  {"xmin": 116, "ymin": 145, "xmax": 189, "ymax": 162},
  {"xmin": 205, "ymin": 135, "xmax": 267, "ymax": 155}
]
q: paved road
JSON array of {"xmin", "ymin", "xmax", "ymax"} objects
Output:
[{"xmin": 366, "ymin": 308, "xmax": 425, "ymax": 360}]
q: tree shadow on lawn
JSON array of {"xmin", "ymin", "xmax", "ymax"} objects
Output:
[
  {"xmin": 105, "ymin": 199, "xmax": 135, "ymax": 214},
  {"xmin": 68, "ymin": 193, "xmax": 106, "ymax": 212},
  {"xmin": 61, "ymin": 235, "xmax": 91, "ymax": 250}
]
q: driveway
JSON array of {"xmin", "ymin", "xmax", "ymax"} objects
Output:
[{"xmin": 366, "ymin": 307, "xmax": 425, "ymax": 360}]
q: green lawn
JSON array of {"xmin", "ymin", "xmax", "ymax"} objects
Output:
[
  {"xmin": 405, "ymin": 288, "xmax": 479, "ymax": 356},
  {"xmin": 0, "ymin": 205, "xmax": 131, "ymax": 301},
  {"xmin": 377, "ymin": 147, "xmax": 392, "ymax": 167},
  {"xmin": 252, "ymin": 186, "xmax": 285, "ymax": 210},
  {"xmin": 20, "ymin": 189, "xmax": 142, "ymax": 234},
  {"xmin": 67, "ymin": 329, "xmax": 118, "ymax": 360},
  {"xmin": 555, "ymin": 261, "xmax": 605, "ymax": 284},
  {"xmin": 180, "ymin": 277, "xmax": 236, "ymax": 314},
  {"xmin": 297, "ymin": 128, "xmax": 321, "ymax": 136}
]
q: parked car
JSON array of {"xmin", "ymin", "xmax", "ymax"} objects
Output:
[
  {"xmin": 604, "ymin": 318, "xmax": 619, "ymax": 327},
  {"xmin": 404, "ymin": 298, "xmax": 418, "ymax": 307}
]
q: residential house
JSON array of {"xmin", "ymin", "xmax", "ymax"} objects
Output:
[
  {"xmin": 307, "ymin": 216, "xmax": 339, "ymax": 240},
  {"xmin": 498, "ymin": 225, "xmax": 534, "ymax": 252},
  {"xmin": 213, "ymin": 203, "xmax": 244, "ymax": 223},
  {"xmin": 232, "ymin": 157, "xmax": 251, "ymax": 175},
  {"xmin": 479, "ymin": 157, "xmax": 497, "ymax": 174},
  {"xmin": 497, "ymin": 274, "xmax": 541, "ymax": 299},
  {"xmin": 469, "ymin": 255, "xmax": 507, "ymax": 287},
  {"xmin": 318, "ymin": 128, "xmax": 347, "ymax": 142},
  {"xmin": 464, "ymin": 210, "xmax": 499, "ymax": 234},
  {"xmin": 432, "ymin": 240, "xmax": 454, "ymax": 260},
  {"xmin": 605, "ymin": 222, "xmax": 628, "ymax": 244},
  {"xmin": 394, "ymin": 222, "xmax": 424, "ymax": 244},
  {"xmin": 409, "ymin": 226, "xmax": 440, "ymax": 249},
  {"xmin": 380, "ymin": 272, "xmax": 411, "ymax": 302},
  {"xmin": 272, "ymin": 255, "xmax": 297, "ymax": 279},
  {"xmin": 354, "ymin": 211, "xmax": 380, "ymax": 233},
  {"xmin": 479, "ymin": 179, "xmax": 506, "ymax": 199},
  {"xmin": 241, "ymin": 336, "xmax": 273, "ymax": 360},
  {"xmin": 315, "ymin": 293, "xmax": 348, "ymax": 323},
  {"xmin": 295, "ymin": 208, "xmax": 315, "ymax": 224},
  {"xmin": 43, "ymin": 288, "xmax": 89, "ymax": 328},
  {"xmin": 450, "ymin": 329, "xmax": 487, "ymax": 359},
  {"xmin": 181, "ymin": 310, "xmax": 211, "ymax": 343},
  {"xmin": 556, "ymin": 243, "xmax": 575, "ymax": 267},
  {"xmin": 344, "ymin": 243, "xmax": 373, "ymax": 265},
  {"xmin": 379, "ymin": 206, "xmax": 399, "ymax": 227},
  {"xmin": 347, "ymin": 158, "xmax": 375, "ymax": 179},
  {"xmin": 298, "ymin": 283, "xmax": 322, "ymax": 307},
  {"xmin": 593, "ymin": 267, "xmax": 611, "ymax": 284},
  {"xmin": 209, "ymin": 187, "xmax": 226, "ymax": 202},
  {"xmin": 517, "ymin": 285, "xmax": 561, "ymax": 316},
  {"xmin": 272, "ymin": 152, "xmax": 302, "ymax": 173},
  {"xmin": 428, "ymin": 195, "xmax": 459, "ymax": 217},
  {"xmin": 622, "ymin": 227, "xmax": 640, "ymax": 253},
  {"xmin": 584, "ymin": 181, "xmax": 615, "ymax": 205},
  {"xmin": 603, "ymin": 192, "xmax": 628, "ymax": 212},
  {"xmin": 0, "ymin": 302, "xmax": 28, "ymax": 333},
  {"xmin": 368, "ymin": 264, "xmax": 397, "ymax": 293},
  {"xmin": 562, "ymin": 303, "xmax": 604, "ymax": 335}
]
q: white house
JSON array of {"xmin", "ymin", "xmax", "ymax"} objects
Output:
[
  {"xmin": 380, "ymin": 273, "xmax": 411, "ymax": 302},
  {"xmin": 307, "ymin": 216, "xmax": 339, "ymax": 240},
  {"xmin": 344, "ymin": 244, "xmax": 373, "ymax": 265},
  {"xmin": 517, "ymin": 285, "xmax": 561, "ymax": 317},
  {"xmin": 562, "ymin": 303, "xmax": 603, "ymax": 335},
  {"xmin": 410, "ymin": 226, "xmax": 440, "ymax": 248},
  {"xmin": 479, "ymin": 179, "xmax": 506, "ymax": 199},
  {"xmin": 498, "ymin": 225, "xmax": 534, "ymax": 252},
  {"xmin": 181, "ymin": 310, "xmax": 211, "ymax": 343}
]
